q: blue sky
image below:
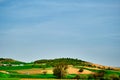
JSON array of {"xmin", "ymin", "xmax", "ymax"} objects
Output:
[{"xmin": 0, "ymin": 0, "xmax": 120, "ymax": 67}]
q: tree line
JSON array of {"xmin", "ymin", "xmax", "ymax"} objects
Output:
[{"xmin": 34, "ymin": 58, "xmax": 91, "ymax": 67}]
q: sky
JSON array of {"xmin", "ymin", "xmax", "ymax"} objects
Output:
[{"xmin": 0, "ymin": 0, "xmax": 120, "ymax": 67}]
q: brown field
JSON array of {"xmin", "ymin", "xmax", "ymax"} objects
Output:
[
  {"xmin": 16, "ymin": 66, "xmax": 93, "ymax": 75},
  {"xmin": 67, "ymin": 67, "xmax": 94, "ymax": 74},
  {"xmin": 16, "ymin": 68, "xmax": 53, "ymax": 74},
  {"xmin": 84, "ymin": 66, "xmax": 100, "ymax": 70}
]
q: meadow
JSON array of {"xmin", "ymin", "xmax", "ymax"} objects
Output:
[{"xmin": 0, "ymin": 58, "xmax": 120, "ymax": 80}]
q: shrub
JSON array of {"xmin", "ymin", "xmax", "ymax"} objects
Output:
[
  {"xmin": 109, "ymin": 74, "xmax": 120, "ymax": 80},
  {"xmin": 79, "ymin": 67, "xmax": 84, "ymax": 72},
  {"xmin": 93, "ymin": 70, "xmax": 105, "ymax": 78},
  {"xmin": 42, "ymin": 71, "xmax": 47, "ymax": 75}
]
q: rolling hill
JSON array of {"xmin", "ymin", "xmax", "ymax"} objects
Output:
[
  {"xmin": 0, "ymin": 58, "xmax": 25, "ymax": 64},
  {"xmin": 0, "ymin": 57, "xmax": 119, "ymax": 70},
  {"xmin": 34, "ymin": 58, "xmax": 120, "ymax": 70}
]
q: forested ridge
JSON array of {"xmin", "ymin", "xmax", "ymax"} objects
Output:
[{"xmin": 34, "ymin": 58, "xmax": 91, "ymax": 66}]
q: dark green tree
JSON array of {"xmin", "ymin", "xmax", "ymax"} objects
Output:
[
  {"xmin": 53, "ymin": 63, "xmax": 68, "ymax": 79},
  {"xmin": 79, "ymin": 67, "xmax": 84, "ymax": 72}
]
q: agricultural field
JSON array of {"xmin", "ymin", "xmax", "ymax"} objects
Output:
[{"xmin": 0, "ymin": 58, "xmax": 120, "ymax": 80}]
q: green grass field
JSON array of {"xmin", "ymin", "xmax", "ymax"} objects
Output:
[{"xmin": 0, "ymin": 64, "xmax": 120, "ymax": 79}]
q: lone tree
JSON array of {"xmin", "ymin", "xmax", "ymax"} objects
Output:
[
  {"xmin": 79, "ymin": 67, "xmax": 84, "ymax": 72},
  {"xmin": 53, "ymin": 62, "xmax": 68, "ymax": 79}
]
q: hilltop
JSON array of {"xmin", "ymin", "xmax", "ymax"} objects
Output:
[
  {"xmin": 34, "ymin": 58, "xmax": 119, "ymax": 69},
  {"xmin": 0, "ymin": 58, "xmax": 25, "ymax": 64}
]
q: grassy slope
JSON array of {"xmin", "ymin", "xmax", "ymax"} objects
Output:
[
  {"xmin": 1, "ymin": 68, "xmax": 119, "ymax": 79},
  {"xmin": 0, "ymin": 58, "xmax": 120, "ymax": 79}
]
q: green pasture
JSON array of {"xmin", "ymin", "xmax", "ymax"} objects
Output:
[{"xmin": 0, "ymin": 65, "xmax": 120, "ymax": 79}]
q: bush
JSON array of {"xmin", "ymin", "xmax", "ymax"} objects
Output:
[
  {"xmin": 109, "ymin": 74, "xmax": 120, "ymax": 80},
  {"xmin": 42, "ymin": 71, "xmax": 47, "ymax": 75},
  {"xmin": 93, "ymin": 70, "xmax": 105, "ymax": 78},
  {"xmin": 79, "ymin": 67, "xmax": 84, "ymax": 72}
]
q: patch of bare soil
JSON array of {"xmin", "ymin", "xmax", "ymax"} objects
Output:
[
  {"xmin": 16, "ymin": 68, "xmax": 53, "ymax": 74},
  {"xmin": 67, "ymin": 67, "xmax": 94, "ymax": 74},
  {"xmin": 17, "ymin": 67, "xmax": 94, "ymax": 75},
  {"xmin": 84, "ymin": 67, "xmax": 100, "ymax": 70},
  {"xmin": 0, "ymin": 70, "xmax": 9, "ymax": 74}
]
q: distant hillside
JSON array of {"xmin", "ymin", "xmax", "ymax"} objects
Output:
[
  {"xmin": 0, "ymin": 58, "xmax": 25, "ymax": 64},
  {"xmin": 0, "ymin": 58, "xmax": 119, "ymax": 70},
  {"xmin": 34, "ymin": 58, "xmax": 92, "ymax": 66},
  {"xmin": 34, "ymin": 58, "xmax": 119, "ymax": 70}
]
